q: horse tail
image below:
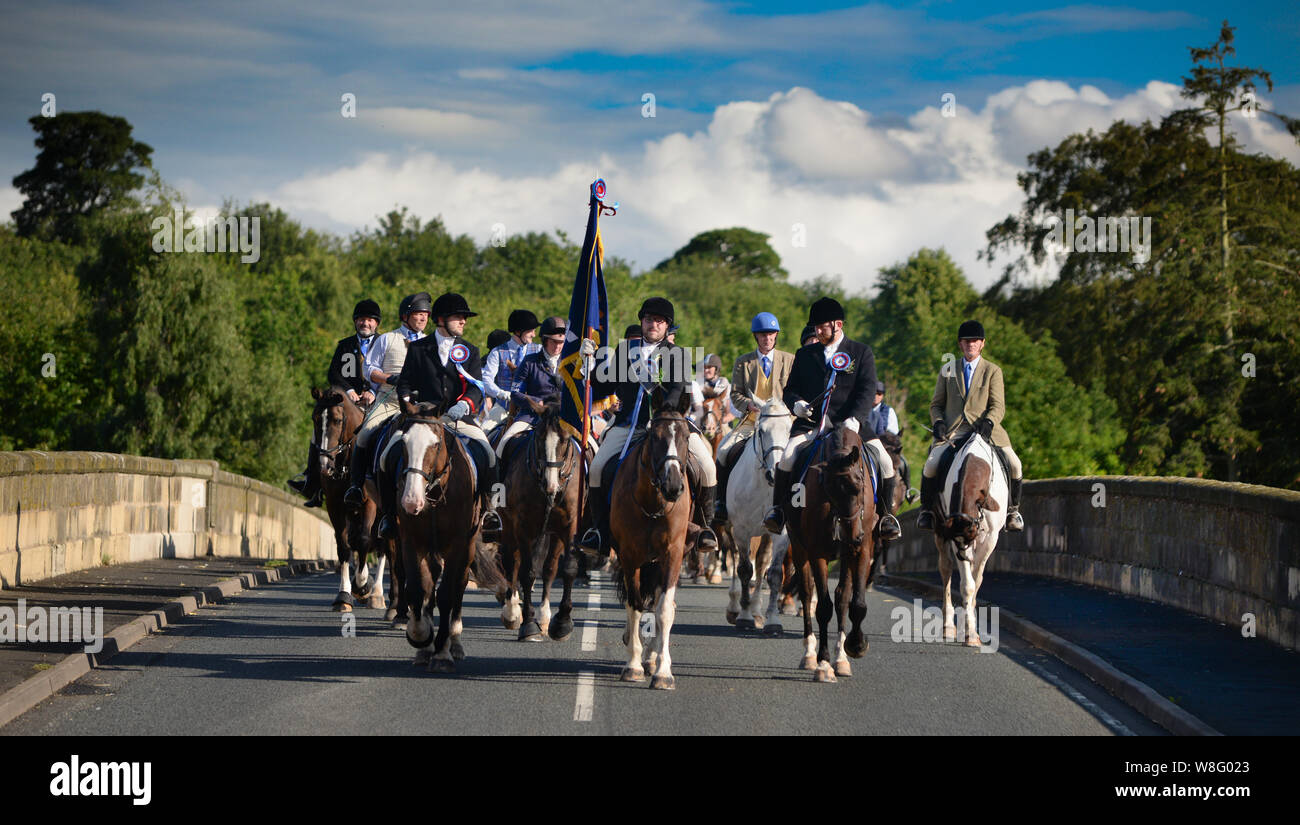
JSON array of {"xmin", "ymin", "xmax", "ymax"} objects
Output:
[{"xmin": 471, "ymin": 538, "xmax": 509, "ymax": 595}]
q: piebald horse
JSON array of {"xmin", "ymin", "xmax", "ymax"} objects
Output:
[
  {"xmin": 498, "ymin": 401, "xmax": 589, "ymax": 642},
  {"xmin": 784, "ymin": 424, "xmax": 877, "ymax": 682},
  {"xmin": 721, "ymin": 398, "xmax": 794, "ymax": 634},
  {"xmin": 932, "ymin": 432, "xmax": 1007, "ymax": 646},
  {"xmin": 610, "ymin": 411, "xmax": 694, "ymax": 690},
  {"xmin": 311, "ymin": 388, "xmax": 402, "ymax": 618},
  {"xmin": 396, "ymin": 399, "xmax": 480, "ymax": 673}
]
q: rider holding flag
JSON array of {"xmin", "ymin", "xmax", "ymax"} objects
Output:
[{"xmin": 762, "ymin": 297, "xmax": 901, "ymax": 540}]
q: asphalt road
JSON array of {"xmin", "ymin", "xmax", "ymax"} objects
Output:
[{"xmin": 3, "ymin": 568, "xmax": 1164, "ymax": 735}]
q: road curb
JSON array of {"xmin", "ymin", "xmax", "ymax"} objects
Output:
[
  {"xmin": 879, "ymin": 572, "xmax": 1222, "ymax": 736},
  {"xmin": 0, "ymin": 559, "xmax": 331, "ymax": 730}
]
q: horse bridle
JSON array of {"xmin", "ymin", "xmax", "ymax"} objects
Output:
[
  {"xmin": 637, "ymin": 416, "xmax": 687, "ymax": 519},
  {"xmin": 751, "ymin": 411, "xmax": 788, "ymax": 486},
  {"xmin": 402, "ymin": 418, "xmax": 454, "ymax": 505},
  {"xmin": 315, "ymin": 407, "xmax": 354, "ymax": 480},
  {"xmin": 527, "ymin": 423, "xmax": 579, "ymax": 504},
  {"xmin": 826, "ymin": 453, "xmax": 868, "ymax": 543},
  {"xmin": 940, "ymin": 441, "xmax": 995, "ymax": 561}
]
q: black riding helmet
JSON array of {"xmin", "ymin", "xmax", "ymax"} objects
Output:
[
  {"xmin": 431, "ymin": 292, "xmax": 477, "ymax": 319},
  {"xmin": 408, "ymin": 292, "xmax": 433, "ymax": 314},
  {"xmin": 638, "ymin": 296, "xmax": 674, "ymax": 324},
  {"xmin": 508, "ymin": 309, "xmax": 540, "ymax": 333},
  {"xmin": 539, "ymin": 316, "xmax": 566, "ymax": 339},
  {"xmin": 352, "ymin": 299, "xmax": 381, "ymax": 321},
  {"xmin": 957, "ymin": 319, "xmax": 985, "ymax": 340}
]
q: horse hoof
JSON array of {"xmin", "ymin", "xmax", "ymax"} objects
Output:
[
  {"xmin": 332, "ymin": 592, "xmax": 355, "ymax": 612},
  {"xmin": 645, "ymin": 658, "xmax": 659, "ymax": 677},
  {"xmin": 621, "ymin": 667, "xmax": 645, "ymax": 683},
  {"xmin": 695, "ymin": 575, "xmax": 707, "ymax": 585},
  {"xmin": 413, "ymin": 649, "xmax": 433, "ymax": 666},
  {"xmin": 429, "ymin": 657, "xmax": 456, "ymax": 674},
  {"xmin": 943, "ymin": 626, "xmax": 958, "ymax": 642},
  {"xmin": 518, "ymin": 621, "xmax": 544, "ymax": 642},
  {"xmin": 735, "ymin": 617, "xmax": 755, "ymax": 632},
  {"xmin": 799, "ymin": 655, "xmax": 817, "ymax": 671},
  {"xmin": 834, "ymin": 660, "xmax": 853, "ymax": 678},
  {"xmin": 502, "ymin": 617, "xmax": 521, "ymax": 631},
  {"xmin": 451, "ymin": 641, "xmax": 466, "ymax": 660},
  {"xmin": 354, "ymin": 581, "xmax": 373, "ymax": 600},
  {"xmin": 384, "ymin": 607, "xmax": 398, "ymax": 623},
  {"xmin": 367, "ymin": 595, "xmax": 386, "ymax": 610},
  {"xmin": 814, "ymin": 663, "xmax": 838, "ymax": 683},
  {"xmin": 763, "ymin": 623, "xmax": 783, "ymax": 637},
  {"xmin": 751, "ymin": 614, "xmax": 765, "ymax": 630},
  {"xmin": 650, "ymin": 674, "xmax": 676, "ymax": 691},
  {"xmin": 846, "ymin": 632, "xmax": 868, "ymax": 658},
  {"xmin": 964, "ymin": 635, "xmax": 983, "ymax": 648},
  {"xmin": 725, "ymin": 609, "xmax": 739, "ymax": 625},
  {"xmin": 709, "ymin": 573, "xmax": 723, "ymax": 585},
  {"xmin": 549, "ymin": 616, "xmax": 574, "ymax": 641}
]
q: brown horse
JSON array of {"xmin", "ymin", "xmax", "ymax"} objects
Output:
[
  {"xmin": 783, "ymin": 424, "xmax": 877, "ymax": 682},
  {"xmin": 395, "ymin": 399, "xmax": 480, "ymax": 673},
  {"xmin": 609, "ymin": 412, "xmax": 694, "ymax": 690},
  {"xmin": 498, "ymin": 401, "xmax": 590, "ymax": 642},
  {"xmin": 698, "ymin": 393, "xmax": 729, "ymax": 456},
  {"xmin": 311, "ymin": 388, "xmax": 402, "ymax": 618}
]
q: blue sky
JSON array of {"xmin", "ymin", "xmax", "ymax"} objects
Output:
[{"xmin": 1, "ymin": 1, "xmax": 1297, "ymax": 290}]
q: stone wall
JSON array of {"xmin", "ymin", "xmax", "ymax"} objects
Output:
[
  {"xmin": 0, "ymin": 451, "xmax": 336, "ymax": 588},
  {"xmin": 890, "ymin": 477, "xmax": 1300, "ymax": 651}
]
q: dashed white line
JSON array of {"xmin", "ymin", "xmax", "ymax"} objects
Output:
[
  {"xmin": 575, "ymin": 575, "xmax": 603, "ymax": 723},
  {"xmin": 1023, "ymin": 659, "xmax": 1135, "ymax": 736}
]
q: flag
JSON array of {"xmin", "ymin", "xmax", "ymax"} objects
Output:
[{"xmin": 558, "ymin": 179, "xmax": 615, "ymax": 441}]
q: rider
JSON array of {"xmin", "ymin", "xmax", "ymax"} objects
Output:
[
  {"xmin": 495, "ymin": 316, "xmax": 566, "ymax": 459},
  {"xmin": 482, "ymin": 309, "xmax": 540, "ymax": 412},
  {"xmin": 711, "ymin": 311, "xmax": 794, "ymax": 526},
  {"xmin": 343, "ymin": 293, "xmax": 428, "ymax": 516},
  {"xmin": 870, "ymin": 380, "xmax": 911, "ymax": 494},
  {"xmin": 762, "ymin": 297, "xmax": 902, "ymax": 540},
  {"xmin": 395, "ymin": 292, "xmax": 505, "ymax": 542},
  {"xmin": 289, "ymin": 299, "xmax": 381, "ymax": 507},
  {"xmin": 690, "ymin": 354, "xmax": 732, "ymax": 427},
  {"xmin": 576, "ymin": 297, "xmax": 719, "ymax": 557},
  {"xmin": 916, "ymin": 320, "xmax": 1024, "ymax": 532}
]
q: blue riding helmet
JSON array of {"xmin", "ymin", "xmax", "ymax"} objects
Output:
[{"xmin": 751, "ymin": 312, "xmax": 780, "ymax": 333}]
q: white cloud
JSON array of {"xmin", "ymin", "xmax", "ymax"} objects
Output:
[{"xmin": 263, "ymin": 80, "xmax": 1300, "ymax": 294}]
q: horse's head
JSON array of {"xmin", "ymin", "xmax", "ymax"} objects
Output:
[
  {"xmin": 644, "ymin": 412, "xmax": 690, "ymax": 502},
  {"xmin": 399, "ymin": 398, "xmax": 450, "ymax": 516},
  {"xmin": 311, "ymin": 388, "xmax": 349, "ymax": 476},
  {"xmin": 823, "ymin": 425, "xmax": 868, "ymax": 524},
  {"xmin": 941, "ymin": 454, "xmax": 996, "ymax": 546},
  {"xmin": 755, "ymin": 397, "xmax": 794, "ymax": 484},
  {"xmin": 530, "ymin": 401, "xmax": 578, "ymax": 499}
]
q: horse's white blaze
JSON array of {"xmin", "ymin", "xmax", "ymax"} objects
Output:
[
  {"xmin": 401, "ymin": 424, "xmax": 439, "ymax": 514},
  {"xmin": 666, "ymin": 424, "xmax": 678, "ymax": 458},
  {"xmin": 317, "ymin": 411, "xmax": 329, "ymax": 452},
  {"xmin": 543, "ymin": 429, "xmax": 560, "ymax": 495},
  {"xmin": 340, "ymin": 560, "xmax": 351, "ymax": 594}
]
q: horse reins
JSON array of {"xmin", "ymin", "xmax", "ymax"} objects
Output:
[
  {"xmin": 403, "ymin": 418, "xmax": 454, "ymax": 505},
  {"xmin": 637, "ymin": 416, "xmax": 687, "ymax": 519}
]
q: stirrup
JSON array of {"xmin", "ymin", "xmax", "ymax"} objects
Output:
[
  {"xmin": 287, "ymin": 476, "xmax": 308, "ymax": 494},
  {"xmin": 917, "ymin": 510, "xmax": 935, "ymax": 531},
  {"xmin": 878, "ymin": 513, "xmax": 901, "ymax": 540},
  {"xmin": 378, "ymin": 515, "xmax": 398, "ymax": 539},
  {"xmin": 763, "ymin": 506, "xmax": 785, "ymax": 534},
  {"xmin": 343, "ymin": 485, "xmax": 364, "ymax": 507},
  {"xmin": 481, "ymin": 509, "xmax": 503, "ymax": 541},
  {"xmin": 304, "ymin": 492, "xmax": 323, "ymax": 508},
  {"xmin": 1005, "ymin": 509, "xmax": 1024, "ymax": 532},
  {"xmin": 698, "ymin": 525, "xmax": 718, "ymax": 550},
  {"xmin": 577, "ymin": 528, "xmax": 604, "ymax": 558}
]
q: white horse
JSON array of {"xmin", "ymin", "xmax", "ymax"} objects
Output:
[
  {"xmin": 722, "ymin": 397, "xmax": 794, "ymax": 635},
  {"xmin": 933, "ymin": 432, "xmax": 1008, "ymax": 646}
]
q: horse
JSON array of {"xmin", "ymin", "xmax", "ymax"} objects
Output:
[
  {"xmin": 698, "ymin": 393, "xmax": 729, "ymax": 456},
  {"xmin": 720, "ymin": 398, "xmax": 794, "ymax": 634},
  {"xmin": 783, "ymin": 424, "xmax": 878, "ymax": 683},
  {"xmin": 609, "ymin": 411, "xmax": 694, "ymax": 690},
  {"xmin": 931, "ymin": 432, "xmax": 1007, "ymax": 646},
  {"xmin": 497, "ymin": 400, "xmax": 589, "ymax": 642},
  {"xmin": 395, "ymin": 398, "xmax": 481, "ymax": 673},
  {"xmin": 869, "ymin": 430, "xmax": 913, "ymax": 580},
  {"xmin": 310, "ymin": 388, "xmax": 402, "ymax": 618}
]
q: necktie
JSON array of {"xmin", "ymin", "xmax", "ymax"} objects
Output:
[
  {"xmin": 761, "ymin": 355, "xmax": 770, "ymax": 378},
  {"xmin": 964, "ymin": 361, "xmax": 973, "ymax": 393}
]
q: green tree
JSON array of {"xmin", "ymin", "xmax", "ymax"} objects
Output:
[
  {"xmin": 11, "ymin": 112, "xmax": 153, "ymax": 243},
  {"xmin": 654, "ymin": 227, "xmax": 788, "ymax": 280}
]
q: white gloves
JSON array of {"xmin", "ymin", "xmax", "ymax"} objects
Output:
[
  {"xmin": 843, "ymin": 417, "xmax": 860, "ymax": 433},
  {"xmin": 792, "ymin": 400, "xmax": 812, "ymax": 419},
  {"xmin": 579, "ymin": 338, "xmax": 597, "ymax": 358},
  {"xmin": 446, "ymin": 400, "xmax": 470, "ymax": 420}
]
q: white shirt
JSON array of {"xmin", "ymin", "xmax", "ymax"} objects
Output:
[
  {"xmin": 634, "ymin": 338, "xmax": 661, "ymax": 383},
  {"xmin": 434, "ymin": 330, "xmax": 456, "ymax": 367},
  {"xmin": 822, "ymin": 331, "xmax": 844, "ymax": 362},
  {"xmin": 365, "ymin": 324, "xmax": 424, "ymax": 391}
]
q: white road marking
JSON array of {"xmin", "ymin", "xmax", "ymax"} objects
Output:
[
  {"xmin": 1023, "ymin": 659, "xmax": 1135, "ymax": 736},
  {"xmin": 575, "ymin": 573, "xmax": 603, "ymax": 723}
]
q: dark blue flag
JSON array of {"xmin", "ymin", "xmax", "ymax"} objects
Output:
[{"xmin": 558, "ymin": 179, "xmax": 615, "ymax": 442}]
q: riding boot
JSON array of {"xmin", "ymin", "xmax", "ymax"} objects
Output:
[
  {"xmin": 479, "ymin": 457, "xmax": 502, "ymax": 543},
  {"xmin": 877, "ymin": 476, "xmax": 901, "ymax": 540},
  {"xmin": 577, "ymin": 487, "xmax": 609, "ymax": 558},
  {"xmin": 763, "ymin": 468, "xmax": 792, "ymax": 534},
  {"xmin": 377, "ymin": 460, "xmax": 399, "ymax": 540},
  {"xmin": 300, "ymin": 443, "xmax": 323, "ymax": 505},
  {"xmin": 712, "ymin": 461, "xmax": 731, "ymax": 526},
  {"xmin": 916, "ymin": 474, "xmax": 937, "ymax": 531},
  {"xmin": 696, "ymin": 486, "xmax": 719, "ymax": 550},
  {"xmin": 1005, "ymin": 477, "xmax": 1024, "ymax": 532},
  {"xmin": 344, "ymin": 443, "xmax": 370, "ymax": 508}
]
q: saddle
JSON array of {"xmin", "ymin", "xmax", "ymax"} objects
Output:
[
  {"xmin": 792, "ymin": 431, "xmax": 880, "ymax": 504},
  {"xmin": 603, "ymin": 429, "xmax": 702, "ymax": 502},
  {"xmin": 936, "ymin": 432, "xmax": 1010, "ymax": 498}
]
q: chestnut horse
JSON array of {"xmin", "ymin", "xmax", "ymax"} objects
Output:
[
  {"xmin": 311, "ymin": 388, "xmax": 402, "ymax": 618},
  {"xmin": 396, "ymin": 399, "xmax": 480, "ymax": 673},
  {"xmin": 783, "ymin": 424, "xmax": 877, "ymax": 683},
  {"xmin": 609, "ymin": 412, "xmax": 694, "ymax": 690},
  {"xmin": 498, "ymin": 401, "xmax": 589, "ymax": 642}
]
